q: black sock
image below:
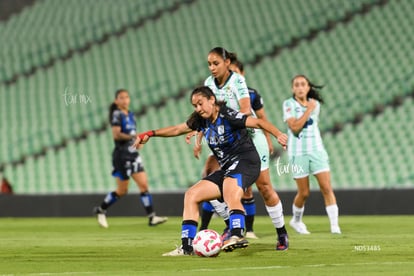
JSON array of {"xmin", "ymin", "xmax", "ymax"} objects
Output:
[
  {"xmin": 245, "ymin": 215, "xmax": 254, "ymax": 232},
  {"xmin": 181, "ymin": 238, "xmax": 193, "ymax": 253},
  {"xmin": 182, "ymin": 220, "xmax": 198, "ymax": 253},
  {"xmin": 200, "ymin": 211, "xmax": 214, "ymax": 230},
  {"xmin": 276, "ymin": 225, "xmax": 288, "ymax": 236}
]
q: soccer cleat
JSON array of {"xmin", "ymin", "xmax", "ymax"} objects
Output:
[
  {"xmin": 149, "ymin": 215, "xmax": 168, "ymax": 226},
  {"xmin": 162, "ymin": 246, "xmax": 193, "ymax": 256},
  {"xmin": 245, "ymin": 231, "xmax": 259, "ymax": 239},
  {"xmin": 331, "ymin": 225, "xmax": 342, "ymax": 234},
  {"xmin": 221, "ymin": 227, "xmax": 231, "ymax": 241},
  {"xmin": 289, "ymin": 219, "xmax": 310, "ymax": 234},
  {"xmin": 221, "ymin": 236, "xmax": 249, "ymax": 252},
  {"xmin": 93, "ymin": 207, "xmax": 108, "ymax": 228},
  {"xmin": 276, "ymin": 234, "xmax": 289, "ymax": 251}
]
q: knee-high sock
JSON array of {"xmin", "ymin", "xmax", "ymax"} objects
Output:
[
  {"xmin": 100, "ymin": 191, "xmax": 120, "ymax": 210},
  {"xmin": 292, "ymin": 204, "xmax": 305, "ymax": 223},
  {"xmin": 200, "ymin": 201, "xmax": 215, "ymax": 230},
  {"xmin": 265, "ymin": 202, "xmax": 285, "ymax": 228},
  {"xmin": 181, "ymin": 220, "xmax": 198, "ymax": 252},
  {"xmin": 242, "ymin": 197, "xmax": 256, "ymax": 232},
  {"xmin": 229, "ymin": 209, "xmax": 245, "ymax": 237},
  {"xmin": 325, "ymin": 204, "xmax": 339, "ymax": 227},
  {"xmin": 140, "ymin": 192, "xmax": 154, "ymax": 216}
]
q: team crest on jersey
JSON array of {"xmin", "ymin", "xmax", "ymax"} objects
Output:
[
  {"xmin": 226, "ymin": 87, "xmax": 234, "ymax": 98},
  {"xmin": 218, "ymin": 125, "xmax": 224, "ymax": 135}
]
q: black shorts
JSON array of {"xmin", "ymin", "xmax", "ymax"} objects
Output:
[
  {"xmin": 203, "ymin": 150, "xmax": 260, "ymax": 196},
  {"xmin": 112, "ymin": 149, "xmax": 145, "ymax": 180}
]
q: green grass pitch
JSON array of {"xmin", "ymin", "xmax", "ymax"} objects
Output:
[{"xmin": 1, "ymin": 216, "xmax": 413, "ymax": 275}]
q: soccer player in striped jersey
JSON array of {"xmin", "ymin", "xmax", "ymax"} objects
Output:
[
  {"xmin": 133, "ymin": 86, "xmax": 288, "ymax": 256},
  {"xmin": 283, "ymin": 75, "xmax": 341, "ymax": 234},
  {"xmin": 194, "ymin": 48, "xmax": 288, "ymax": 249},
  {"xmin": 93, "ymin": 89, "xmax": 167, "ymax": 228}
]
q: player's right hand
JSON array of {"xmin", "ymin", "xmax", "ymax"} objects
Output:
[
  {"xmin": 307, "ymin": 99, "xmax": 317, "ymax": 111},
  {"xmin": 185, "ymin": 131, "xmax": 198, "ymax": 144},
  {"xmin": 133, "ymin": 130, "xmax": 155, "ymax": 148}
]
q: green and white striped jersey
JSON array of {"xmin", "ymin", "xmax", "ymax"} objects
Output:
[
  {"xmin": 283, "ymin": 97, "xmax": 325, "ymax": 156},
  {"xmin": 204, "ymin": 71, "xmax": 249, "ymax": 111}
]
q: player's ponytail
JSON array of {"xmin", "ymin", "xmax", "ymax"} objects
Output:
[
  {"xmin": 108, "ymin": 102, "xmax": 118, "ymax": 123},
  {"xmin": 228, "ymin": 52, "xmax": 245, "ymax": 73}
]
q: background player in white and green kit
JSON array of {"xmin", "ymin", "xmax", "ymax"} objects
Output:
[
  {"xmin": 283, "ymin": 75, "xmax": 341, "ymax": 234},
  {"xmin": 195, "ymin": 47, "xmax": 289, "ymax": 250}
]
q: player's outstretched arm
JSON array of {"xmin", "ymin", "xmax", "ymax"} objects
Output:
[
  {"xmin": 245, "ymin": 117, "xmax": 288, "ymax": 148},
  {"xmin": 133, "ymin": 122, "xmax": 192, "ymax": 148}
]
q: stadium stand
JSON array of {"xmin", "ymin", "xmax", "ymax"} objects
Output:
[{"xmin": 1, "ymin": 0, "xmax": 413, "ymax": 194}]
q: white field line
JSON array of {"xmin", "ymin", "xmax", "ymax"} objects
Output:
[{"xmin": 6, "ymin": 261, "xmax": 413, "ymax": 275}]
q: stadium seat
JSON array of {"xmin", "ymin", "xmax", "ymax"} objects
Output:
[{"xmin": 2, "ymin": 0, "xmax": 414, "ymax": 193}]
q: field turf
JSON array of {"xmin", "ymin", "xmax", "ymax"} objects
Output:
[{"xmin": 1, "ymin": 216, "xmax": 413, "ymax": 275}]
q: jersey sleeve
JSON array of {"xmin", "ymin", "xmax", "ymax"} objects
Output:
[
  {"xmin": 249, "ymin": 89, "xmax": 264, "ymax": 111},
  {"xmin": 234, "ymin": 74, "xmax": 250, "ymax": 100},
  {"xmin": 283, "ymin": 99, "xmax": 294, "ymax": 122},
  {"xmin": 111, "ymin": 110, "xmax": 123, "ymax": 126},
  {"xmin": 221, "ymin": 106, "xmax": 247, "ymax": 129}
]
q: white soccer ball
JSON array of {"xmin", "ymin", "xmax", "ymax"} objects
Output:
[{"xmin": 193, "ymin": 229, "xmax": 222, "ymax": 257}]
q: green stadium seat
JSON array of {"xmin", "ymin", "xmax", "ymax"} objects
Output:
[{"xmin": 2, "ymin": 0, "xmax": 414, "ymax": 193}]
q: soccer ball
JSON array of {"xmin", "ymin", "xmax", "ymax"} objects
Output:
[{"xmin": 193, "ymin": 229, "xmax": 222, "ymax": 257}]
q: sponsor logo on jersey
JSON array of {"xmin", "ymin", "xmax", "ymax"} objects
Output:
[{"xmin": 218, "ymin": 125, "xmax": 224, "ymax": 135}]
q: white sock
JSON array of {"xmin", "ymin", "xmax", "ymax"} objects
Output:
[
  {"xmin": 325, "ymin": 204, "xmax": 339, "ymax": 227},
  {"xmin": 265, "ymin": 202, "xmax": 285, "ymax": 228},
  {"xmin": 210, "ymin": 200, "xmax": 229, "ymax": 220},
  {"xmin": 292, "ymin": 204, "xmax": 305, "ymax": 222}
]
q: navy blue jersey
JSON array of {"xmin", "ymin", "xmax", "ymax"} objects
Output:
[
  {"xmin": 187, "ymin": 105, "xmax": 256, "ymax": 169},
  {"xmin": 248, "ymin": 87, "xmax": 264, "ymax": 111},
  {"xmin": 111, "ymin": 109, "xmax": 138, "ymax": 157}
]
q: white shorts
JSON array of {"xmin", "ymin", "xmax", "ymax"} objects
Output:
[{"xmin": 251, "ymin": 129, "xmax": 269, "ymax": 171}]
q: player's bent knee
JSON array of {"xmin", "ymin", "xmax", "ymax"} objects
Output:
[
  {"xmin": 184, "ymin": 188, "xmax": 205, "ymax": 204},
  {"xmin": 297, "ymin": 189, "xmax": 310, "ymax": 199}
]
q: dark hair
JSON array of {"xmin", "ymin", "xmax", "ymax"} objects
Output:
[
  {"xmin": 228, "ymin": 52, "xmax": 244, "ymax": 73},
  {"xmin": 209, "ymin": 47, "xmax": 230, "ymax": 61},
  {"xmin": 189, "ymin": 86, "xmax": 226, "ymax": 106},
  {"xmin": 292, "ymin": 75, "xmax": 324, "ymax": 104},
  {"xmin": 108, "ymin": 89, "xmax": 128, "ymax": 122},
  {"xmin": 187, "ymin": 86, "xmax": 226, "ymax": 126}
]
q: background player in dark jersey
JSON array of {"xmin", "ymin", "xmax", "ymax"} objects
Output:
[
  {"xmin": 133, "ymin": 86, "xmax": 288, "ymax": 256},
  {"xmin": 93, "ymin": 89, "xmax": 167, "ymax": 228}
]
